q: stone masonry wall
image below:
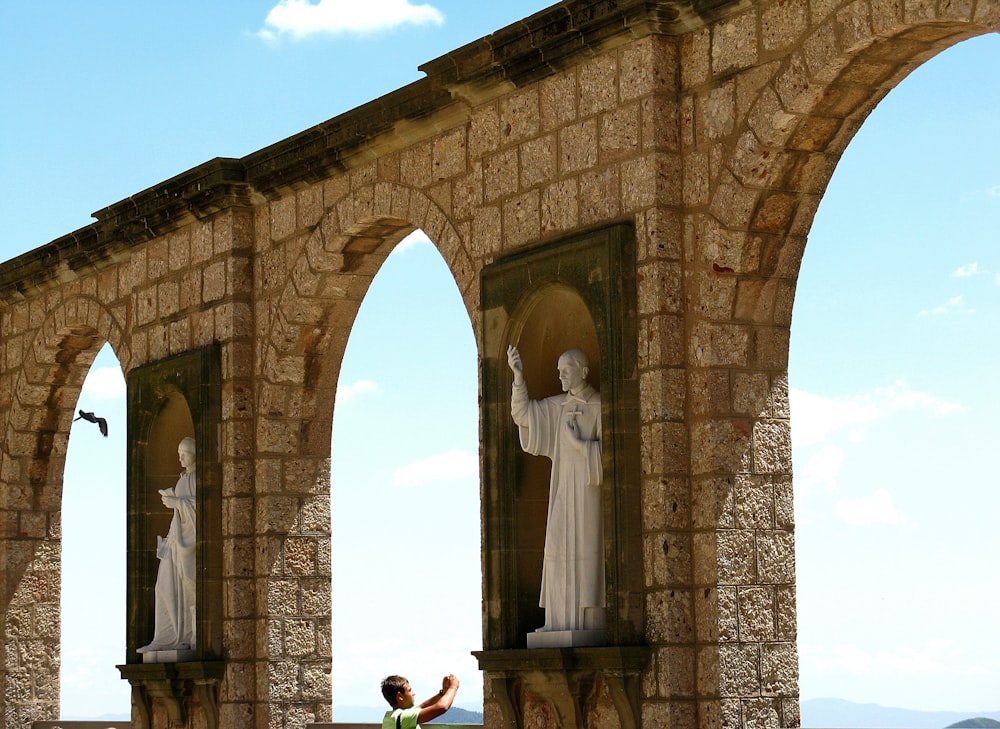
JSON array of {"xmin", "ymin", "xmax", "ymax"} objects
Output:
[{"xmin": 1, "ymin": 1, "xmax": 997, "ymax": 728}]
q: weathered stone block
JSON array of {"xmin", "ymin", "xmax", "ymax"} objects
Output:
[
  {"xmin": 503, "ymin": 190, "xmax": 540, "ymax": 249},
  {"xmin": 639, "ymin": 366, "xmax": 685, "ymax": 425},
  {"xmin": 540, "ymin": 178, "xmax": 578, "ymax": 234},
  {"xmin": 756, "ymin": 530, "xmax": 795, "ymax": 584},
  {"xmin": 712, "ymin": 11, "xmax": 759, "ymax": 75},
  {"xmin": 737, "ymin": 586, "xmax": 776, "ymax": 641},
  {"xmin": 499, "ymin": 88, "xmax": 540, "ymax": 144},
  {"xmin": 719, "ymin": 643, "xmax": 760, "ymax": 696},
  {"xmin": 468, "ymin": 103, "xmax": 500, "ymax": 159},
  {"xmin": 693, "ymin": 475, "xmax": 735, "ymax": 530},
  {"xmin": 762, "ymin": 0, "xmax": 809, "ymax": 51},
  {"xmin": 400, "ymin": 141, "xmax": 433, "ymax": 188},
  {"xmin": 716, "ymin": 529, "xmax": 756, "ymax": 584},
  {"xmin": 752, "ymin": 419, "xmax": 791, "ymax": 474},
  {"xmin": 580, "ymin": 52, "xmax": 619, "ymax": 117},
  {"xmin": 654, "ymin": 645, "xmax": 696, "ymax": 697},
  {"xmin": 559, "ymin": 119, "xmax": 598, "ymax": 174},
  {"xmin": 484, "ymin": 148, "xmax": 519, "ymax": 203},
  {"xmin": 641, "ymin": 420, "xmax": 689, "ymax": 477},
  {"xmin": 742, "ymin": 698, "xmax": 783, "ymax": 729},
  {"xmin": 580, "ymin": 167, "xmax": 622, "ymax": 225},
  {"xmin": 643, "ymin": 476, "xmax": 691, "ymax": 531},
  {"xmin": 734, "ymin": 474, "xmax": 774, "ymax": 530},
  {"xmin": 519, "ymin": 134, "xmax": 557, "ymax": 189}
]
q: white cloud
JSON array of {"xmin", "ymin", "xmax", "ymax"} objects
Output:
[
  {"xmin": 987, "ymin": 184, "xmax": 1000, "ymax": 198},
  {"xmin": 257, "ymin": 0, "xmax": 444, "ymax": 41},
  {"xmin": 391, "ymin": 448, "xmax": 477, "ymax": 486},
  {"xmin": 952, "ymin": 262, "xmax": 982, "ymax": 277},
  {"xmin": 395, "ymin": 229, "xmax": 432, "ymax": 254},
  {"xmin": 790, "ymin": 382, "xmax": 966, "ymax": 448},
  {"xmin": 814, "ymin": 641, "xmax": 988, "ymax": 677},
  {"xmin": 81, "ymin": 366, "xmax": 125, "ymax": 400},
  {"xmin": 790, "ymin": 388, "xmax": 879, "ymax": 447},
  {"xmin": 796, "ymin": 444, "xmax": 845, "ymax": 496},
  {"xmin": 918, "ymin": 295, "xmax": 970, "ymax": 317},
  {"xmin": 336, "ymin": 379, "xmax": 381, "ymax": 402},
  {"xmin": 832, "ymin": 487, "xmax": 905, "ymax": 525}
]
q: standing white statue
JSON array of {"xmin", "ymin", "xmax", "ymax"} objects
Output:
[
  {"xmin": 138, "ymin": 437, "xmax": 197, "ymax": 655},
  {"xmin": 507, "ymin": 345, "xmax": 606, "ymax": 637}
]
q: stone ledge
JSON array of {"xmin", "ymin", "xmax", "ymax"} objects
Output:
[{"xmin": 474, "ymin": 645, "xmax": 650, "ymax": 673}]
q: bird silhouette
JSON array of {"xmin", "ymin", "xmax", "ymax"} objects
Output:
[{"xmin": 74, "ymin": 410, "xmax": 108, "ymax": 437}]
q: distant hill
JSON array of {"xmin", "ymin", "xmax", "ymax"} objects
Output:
[
  {"xmin": 947, "ymin": 720, "xmax": 1000, "ymax": 728},
  {"xmin": 427, "ymin": 706, "xmax": 483, "ymax": 724},
  {"xmin": 803, "ymin": 698, "xmax": 1000, "ymax": 729},
  {"xmin": 334, "ymin": 705, "xmax": 483, "ymax": 724}
]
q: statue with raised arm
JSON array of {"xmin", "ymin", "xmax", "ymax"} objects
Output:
[
  {"xmin": 507, "ymin": 345, "xmax": 605, "ymax": 636},
  {"xmin": 138, "ymin": 437, "xmax": 197, "ymax": 655}
]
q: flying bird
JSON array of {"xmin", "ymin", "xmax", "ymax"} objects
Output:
[{"xmin": 74, "ymin": 410, "xmax": 108, "ymax": 437}]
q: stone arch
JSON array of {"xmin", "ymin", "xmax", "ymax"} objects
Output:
[
  {"xmin": 684, "ymin": 7, "xmax": 997, "ymax": 723},
  {"xmin": 253, "ymin": 181, "xmax": 475, "ymax": 720},
  {"xmin": 685, "ymin": 6, "xmax": 1000, "ymax": 478},
  {"xmin": 702, "ymin": 5, "xmax": 999, "ymax": 303},
  {"xmin": 0, "ymin": 294, "xmax": 128, "ymax": 726},
  {"xmin": 260, "ymin": 181, "xmax": 476, "ymax": 465}
]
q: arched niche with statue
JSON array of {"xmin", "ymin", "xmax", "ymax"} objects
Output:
[
  {"xmin": 119, "ymin": 345, "xmax": 223, "ymax": 729},
  {"xmin": 477, "ymin": 224, "xmax": 647, "ymax": 729}
]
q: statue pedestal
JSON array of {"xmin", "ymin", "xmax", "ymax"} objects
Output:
[
  {"xmin": 141, "ymin": 647, "xmax": 196, "ymax": 664},
  {"xmin": 118, "ymin": 661, "xmax": 224, "ymax": 729},
  {"xmin": 526, "ymin": 629, "xmax": 605, "ymax": 648},
  {"xmin": 475, "ymin": 647, "xmax": 649, "ymax": 729}
]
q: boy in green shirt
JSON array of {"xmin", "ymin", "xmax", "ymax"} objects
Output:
[{"xmin": 380, "ymin": 673, "xmax": 460, "ymax": 729}]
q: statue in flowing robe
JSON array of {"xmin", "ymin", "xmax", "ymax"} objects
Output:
[
  {"xmin": 138, "ymin": 437, "xmax": 197, "ymax": 654},
  {"xmin": 507, "ymin": 345, "xmax": 605, "ymax": 633}
]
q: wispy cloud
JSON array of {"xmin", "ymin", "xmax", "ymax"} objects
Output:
[
  {"xmin": 391, "ymin": 448, "xmax": 477, "ymax": 486},
  {"xmin": 812, "ymin": 641, "xmax": 988, "ymax": 677},
  {"xmin": 81, "ymin": 366, "xmax": 125, "ymax": 400},
  {"xmin": 791, "ymin": 383, "xmax": 966, "ymax": 448},
  {"xmin": 918, "ymin": 295, "xmax": 972, "ymax": 317},
  {"xmin": 395, "ymin": 229, "xmax": 433, "ymax": 254},
  {"xmin": 796, "ymin": 444, "xmax": 845, "ymax": 497},
  {"xmin": 832, "ymin": 487, "xmax": 905, "ymax": 525},
  {"xmin": 987, "ymin": 184, "xmax": 1000, "ymax": 198},
  {"xmin": 257, "ymin": 0, "xmax": 444, "ymax": 41},
  {"xmin": 951, "ymin": 262, "xmax": 983, "ymax": 277},
  {"xmin": 336, "ymin": 379, "xmax": 381, "ymax": 402}
]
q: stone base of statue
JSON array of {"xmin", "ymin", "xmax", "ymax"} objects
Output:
[
  {"xmin": 527, "ymin": 629, "xmax": 606, "ymax": 648},
  {"xmin": 139, "ymin": 647, "xmax": 197, "ymax": 664}
]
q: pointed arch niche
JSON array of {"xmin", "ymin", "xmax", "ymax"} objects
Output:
[
  {"xmin": 61, "ymin": 342, "xmax": 130, "ymax": 718},
  {"xmin": 328, "ymin": 230, "xmax": 482, "ymax": 709}
]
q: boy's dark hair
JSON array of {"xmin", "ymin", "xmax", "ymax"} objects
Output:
[{"xmin": 381, "ymin": 675, "xmax": 408, "ymax": 707}]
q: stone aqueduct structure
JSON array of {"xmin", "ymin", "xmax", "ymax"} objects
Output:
[{"xmin": 1, "ymin": 0, "xmax": 996, "ymax": 727}]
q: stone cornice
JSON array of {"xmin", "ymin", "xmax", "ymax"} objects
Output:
[
  {"xmin": 420, "ymin": 0, "xmax": 749, "ymax": 100},
  {"xmin": 0, "ymin": 159, "xmax": 252, "ymax": 304},
  {"xmin": 0, "ymin": 0, "xmax": 746, "ymax": 305}
]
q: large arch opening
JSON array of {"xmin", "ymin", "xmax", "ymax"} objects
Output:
[
  {"xmin": 790, "ymin": 33, "xmax": 1000, "ymax": 722},
  {"xmin": 60, "ymin": 342, "xmax": 130, "ymax": 719},
  {"xmin": 329, "ymin": 230, "xmax": 483, "ymax": 720}
]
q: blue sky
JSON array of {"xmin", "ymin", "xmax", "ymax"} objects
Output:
[{"xmin": 1, "ymin": 0, "xmax": 998, "ymax": 722}]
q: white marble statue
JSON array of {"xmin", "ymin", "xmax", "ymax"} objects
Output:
[
  {"xmin": 138, "ymin": 437, "xmax": 197, "ymax": 655},
  {"xmin": 507, "ymin": 345, "xmax": 606, "ymax": 636}
]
